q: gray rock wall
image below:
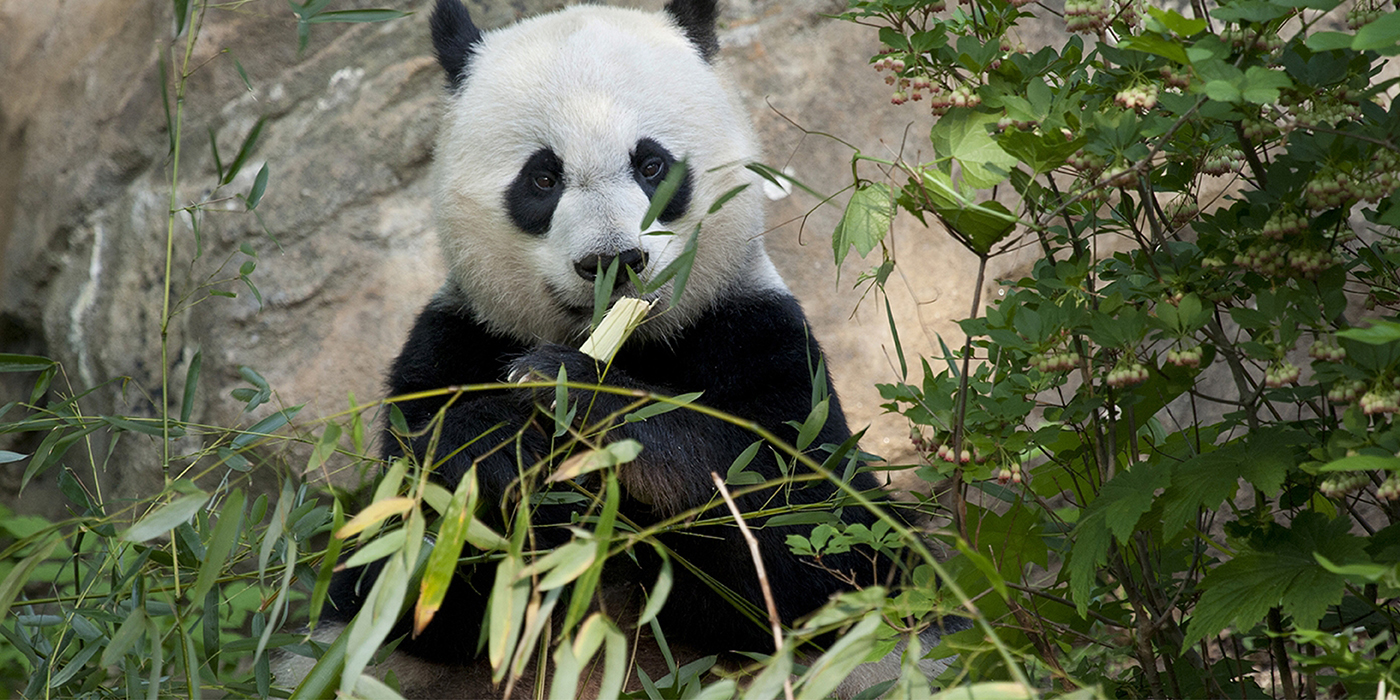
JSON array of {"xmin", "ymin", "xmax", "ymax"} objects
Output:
[{"xmin": 0, "ymin": 0, "xmax": 1030, "ymax": 510}]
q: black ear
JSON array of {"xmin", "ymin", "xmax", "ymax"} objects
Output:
[
  {"xmin": 664, "ymin": 0, "xmax": 720, "ymax": 62},
  {"xmin": 430, "ymin": 0, "xmax": 483, "ymax": 90}
]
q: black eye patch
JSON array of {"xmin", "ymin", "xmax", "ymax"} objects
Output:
[
  {"xmin": 505, "ymin": 148, "xmax": 565, "ymax": 236},
  {"xmin": 631, "ymin": 138, "xmax": 692, "ymax": 224}
]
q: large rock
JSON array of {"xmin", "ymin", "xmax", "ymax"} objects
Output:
[{"xmin": 0, "ymin": 0, "xmax": 1039, "ymax": 510}]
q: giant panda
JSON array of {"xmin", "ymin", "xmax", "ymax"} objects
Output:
[{"xmin": 285, "ymin": 0, "xmax": 968, "ymax": 696}]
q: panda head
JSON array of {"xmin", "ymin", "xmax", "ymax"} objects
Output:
[{"xmin": 429, "ymin": 0, "xmax": 783, "ymax": 345}]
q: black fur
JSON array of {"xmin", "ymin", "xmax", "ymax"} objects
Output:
[
  {"xmin": 324, "ymin": 286, "xmax": 895, "ymax": 659},
  {"xmin": 664, "ymin": 0, "xmax": 721, "ymax": 62},
  {"xmin": 504, "ymin": 148, "xmax": 566, "ymax": 236},
  {"xmin": 631, "ymin": 138, "xmax": 693, "ymax": 223},
  {"xmin": 430, "ymin": 0, "xmax": 483, "ymax": 90}
]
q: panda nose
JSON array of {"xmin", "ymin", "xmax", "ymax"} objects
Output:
[{"xmin": 574, "ymin": 249, "xmax": 648, "ymax": 283}]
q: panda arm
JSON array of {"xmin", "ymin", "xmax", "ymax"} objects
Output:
[
  {"xmin": 382, "ymin": 301, "xmax": 555, "ymax": 509},
  {"xmin": 510, "ymin": 291, "xmax": 863, "ymax": 516}
]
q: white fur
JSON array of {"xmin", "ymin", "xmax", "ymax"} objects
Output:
[{"xmin": 432, "ymin": 5, "xmax": 783, "ymax": 344}]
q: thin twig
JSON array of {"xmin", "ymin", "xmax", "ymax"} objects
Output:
[{"xmin": 710, "ymin": 472, "xmax": 794, "ymax": 700}]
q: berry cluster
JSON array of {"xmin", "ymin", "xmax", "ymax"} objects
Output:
[
  {"xmin": 1346, "ymin": 1, "xmax": 1385, "ymax": 29},
  {"xmin": 1115, "ymin": 83, "xmax": 1159, "ymax": 111},
  {"xmin": 1327, "ymin": 379, "xmax": 1366, "ymax": 404},
  {"xmin": 1220, "ymin": 28, "xmax": 1283, "ymax": 53},
  {"xmin": 1309, "ymin": 337, "xmax": 1347, "ymax": 362},
  {"xmin": 1361, "ymin": 388, "xmax": 1400, "ymax": 415},
  {"xmin": 1241, "ymin": 115, "xmax": 1282, "ymax": 143},
  {"xmin": 996, "ymin": 463, "xmax": 1024, "ymax": 484},
  {"xmin": 1287, "ymin": 249, "xmax": 1335, "ymax": 279},
  {"xmin": 1261, "ymin": 210, "xmax": 1307, "ymax": 239},
  {"xmin": 935, "ymin": 444, "xmax": 974, "ymax": 464},
  {"xmin": 1103, "ymin": 165, "xmax": 1139, "ymax": 188},
  {"xmin": 1107, "ymin": 361, "xmax": 1150, "ymax": 388},
  {"xmin": 1290, "ymin": 94, "xmax": 1362, "ymax": 129},
  {"xmin": 1234, "ymin": 241, "xmax": 1288, "ymax": 276},
  {"xmin": 1163, "ymin": 196, "xmax": 1199, "ymax": 229},
  {"xmin": 1380, "ymin": 472, "xmax": 1400, "ymax": 501},
  {"xmin": 1159, "ymin": 66, "xmax": 1190, "ymax": 90},
  {"xmin": 996, "ymin": 116, "xmax": 1038, "ymax": 131},
  {"xmin": 1201, "ymin": 148, "xmax": 1244, "ymax": 176},
  {"xmin": 1304, "ymin": 169, "xmax": 1361, "ymax": 210},
  {"xmin": 926, "ymin": 83, "xmax": 981, "ymax": 115},
  {"xmin": 1064, "ymin": 0, "xmax": 1112, "ymax": 33},
  {"xmin": 1264, "ymin": 361, "xmax": 1301, "ymax": 388},
  {"xmin": 873, "ymin": 54, "xmax": 907, "ymax": 75},
  {"xmin": 1320, "ymin": 471, "xmax": 1369, "ymax": 498},
  {"xmin": 1067, "ymin": 150, "xmax": 1106, "ymax": 174},
  {"xmin": 1032, "ymin": 350, "xmax": 1081, "ymax": 372},
  {"xmin": 1165, "ymin": 345, "xmax": 1203, "ymax": 368}
]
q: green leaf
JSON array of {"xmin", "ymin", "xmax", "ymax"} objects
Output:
[
  {"xmin": 1158, "ymin": 433, "xmax": 1293, "ymax": 539},
  {"xmin": 996, "ymin": 129, "xmax": 1086, "ymax": 176},
  {"xmin": 173, "ymin": 0, "xmax": 191, "ymax": 36},
  {"xmin": 1184, "ymin": 513, "xmax": 1368, "ymax": 647},
  {"xmin": 1119, "ymin": 34, "xmax": 1191, "ymax": 65},
  {"xmin": 304, "ymin": 8, "xmax": 410, "ymax": 23},
  {"xmin": 640, "ymin": 160, "xmax": 688, "ymax": 231},
  {"xmin": 531, "ymin": 540, "xmax": 598, "ymax": 591},
  {"xmin": 1316, "ymin": 453, "xmax": 1400, "ymax": 472},
  {"xmin": 935, "ymin": 198, "xmax": 1018, "ymax": 255},
  {"xmin": 1211, "ymin": 0, "xmax": 1291, "ymax": 23},
  {"xmin": 1204, "ymin": 79, "xmax": 1242, "ymax": 103},
  {"xmin": 1305, "ymin": 31, "xmax": 1354, "ymax": 51},
  {"xmin": 0, "ymin": 354, "xmax": 55, "ymax": 373},
  {"xmin": 416, "ymin": 468, "xmax": 478, "ymax": 635},
  {"xmin": 795, "ymin": 398, "xmax": 830, "ymax": 451},
  {"xmin": 954, "ymin": 538, "xmax": 1009, "ymax": 601},
  {"xmin": 222, "ymin": 117, "xmax": 266, "ymax": 186},
  {"xmin": 180, "ymin": 349, "xmax": 202, "ymax": 424},
  {"xmin": 548, "ymin": 440, "xmax": 643, "ymax": 483},
  {"xmin": 796, "ymin": 612, "xmax": 883, "ymax": 700},
  {"xmin": 245, "ymin": 163, "xmax": 269, "ymax": 210},
  {"xmin": 637, "ymin": 547, "xmax": 673, "ymax": 626},
  {"xmin": 625, "ymin": 391, "xmax": 703, "ymax": 423},
  {"xmin": 232, "ymin": 405, "xmax": 302, "ymax": 448},
  {"xmin": 100, "ymin": 606, "xmax": 148, "ymax": 667},
  {"xmin": 929, "ymin": 110, "xmax": 1019, "ymax": 189},
  {"xmin": 0, "ymin": 537, "xmax": 60, "ymax": 620},
  {"xmin": 1353, "ymin": 11, "xmax": 1400, "ymax": 52},
  {"xmin": 1338, "ymin": 320, "xmax": 1400, "ymax": 345},
  {"xmin": 833, "ymin": 183, "xmax": 893, "ymax": 272},
  {"xmin": 1068, "ymin": 464, "xmax": 1172, "ymax": 613},
  {"xmin": 487, "ymin": 555, "xmax": 531, "ymax": 677},
  {"xmin": 1147, "ymin": 6, "xmax": 1207, "ymax": 35},
  {"xmin": 190, "ymin": 489, "xmax": 245, "ymax": 604},
  {"xmin": 1241, "ymin": 66, "xmax": 1293, "ymax": 104},
  {"xmin": 122, "ymin": 492, "xmax": 209, "ymax": 543}
]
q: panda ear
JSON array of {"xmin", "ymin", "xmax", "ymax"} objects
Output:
[
  {"xmin": 664, "ymin": 0, "xmax": 720, "ymax": 63},
  {"xmin": 430, "ymin": 0, "xmax": 482, "ymax": 90}
]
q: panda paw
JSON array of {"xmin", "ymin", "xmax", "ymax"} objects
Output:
[{"xmin": 507, "ymin": 344, "xmax": 602, "ymax": 386}]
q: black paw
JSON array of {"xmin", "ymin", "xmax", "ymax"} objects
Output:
[
  {"xmin": 506, "ymin": 344, "xmax": 615, "ymax": 416},
  {"xmin": 507, "ymin": 344, "xmax": 601, "ymax": 386}
]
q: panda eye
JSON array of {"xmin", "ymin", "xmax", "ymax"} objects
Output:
[
  {"xmin": 532, "ymin": 173, "xmax": 557, "ymax": 191},
  {"xmin": 639, "ymin": 158, "xmax": 665, "ymax": 181}
]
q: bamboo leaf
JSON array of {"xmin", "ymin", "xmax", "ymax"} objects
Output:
[
  {"xmin": 0, "ymin": 537, "xmax": 60, "ymax": 619},
  {"xmin": 415, "ymin": 468, "xmax": 478, "ymax": 635},
  {"xmin": 122, "ymin": 492, "xmax": 209, "ymax": 543},
  {"xmin": 336, "ymin": 497, "xmax": 414, "ymax": 539},
  {"xmin": 190, "ymin": 489, "xmax": 246, "ymax": 604}
]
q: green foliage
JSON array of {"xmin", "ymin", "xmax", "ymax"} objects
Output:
[
  {"xmin": 833, "ymin": 0, "xmax": 1400, "ymax": 694},
  {"xmin": 12, "ymin": 0, "xmax": 1400, "ymax": 697}
]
